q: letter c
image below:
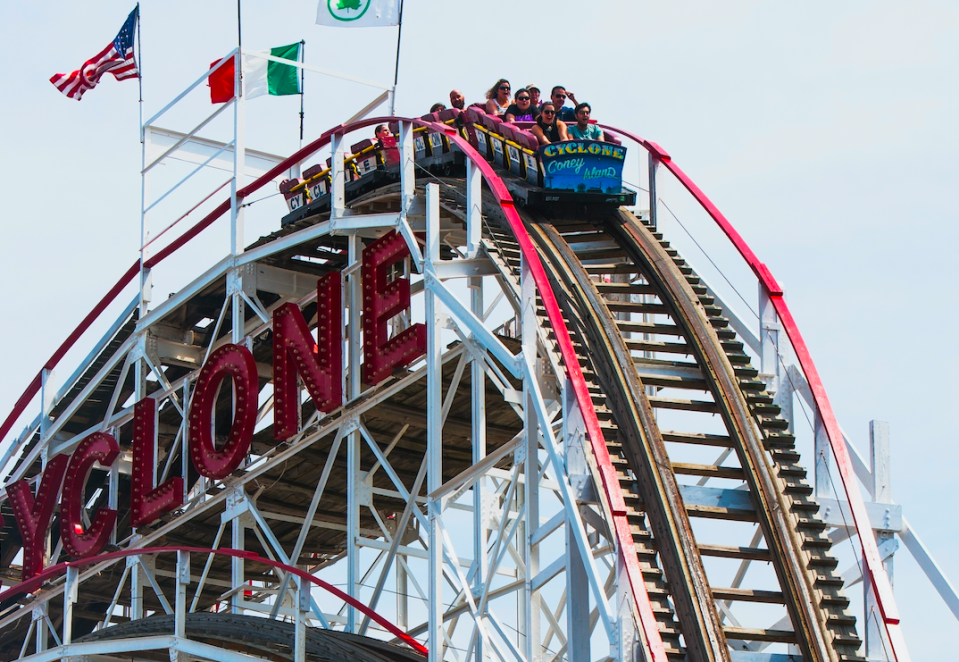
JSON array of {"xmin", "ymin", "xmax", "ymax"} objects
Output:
[{"xmin": 60, "ymin": 432, "xmax": 119, "ymax": 559}]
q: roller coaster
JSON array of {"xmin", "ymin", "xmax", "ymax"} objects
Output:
[{"xmin": 0, "ymin": 67, "xmax": 948, "ymax": 662}]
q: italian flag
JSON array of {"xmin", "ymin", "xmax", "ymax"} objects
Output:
[{"xmin": 209, "ymin": 43, "xmax": 302, "ymax": 104}]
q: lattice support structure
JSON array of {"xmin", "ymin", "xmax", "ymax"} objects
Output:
[{"xmin": 0, "ymin": 58, "xmax": 949, "ymax": 662}]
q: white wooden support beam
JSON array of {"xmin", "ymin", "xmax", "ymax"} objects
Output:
[
  {"xmin": 295, "ymin": 576, "xmax": 309, "ymax": 662},
  {"xmin": 230, "ymin": 492, "xmax": 246, "ymax": 615},
  {"xmin": 230, "ymin": 56, "xmax": 245, "ymax": 257},
  {"xmin": 471, "ymin": 267, "xmax": 490, "ymax": 661},
  {"xmin": 647, "ymin": 153, "xmax": 659, "ymax": 230},
  {"xmin": 32, "ymin": 605, "xmax": 48, "ymax": 654},
  {"xmin": 814, "ymin": 413, "xmax": 832, "ymax": 499},
  {"xmin": 563, "ymin": 383, "xmax": 592, "ymax": 662},
  {"xmin": 175, "ymin": 551, "xmax": 189, "ymax": 639},
  {"xmin": 130, "ymin": 552, "xmax": 144, "ymax": 621},
  {"xmin": 521, "ymin": 256, "xmax": 542, "ymax": 662},
  {"xmin": 866, "ymin": 420, "xmax": 894, "ymax": 660},
  {"xmin": 615, "ymin": 550, "xmax": 640, "ymax": 662},
  {"xmin": 399, "ymin": 122, "xmax": 415, "ymax": 217},
  {"xmin": 40, "ymin": 369, "xmax": 55, "ymax": 438},
  {"xmin": 346, "ymin": 418, "xmax": 360, "ymax": 632},
  {"xmin": 330, "ymin": 131, "xmax": 346, "ymax": 222},
  {"xmin": 759, "ymin": 284, "xmax": 781, "ymax": 397},
  {"xmin": 466, "ymin": 158, "xmax": 483, "ymax": 259},
  {"xmin": 227, "ymin": 269, "xmax": 246, "ymax": 345},
  {"xmin": 424, "ymin": 182, "xmax": 445, "ymax": 662},
  {"xmin": 63, "ymin": 566, "xmax": 78, "ymax": 646},
  {"xmin": 345, "ymin": 233, "xmax": 363, "ymax": 633}
]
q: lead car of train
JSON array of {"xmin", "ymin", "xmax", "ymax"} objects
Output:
[{"xmin": 279, "ymin": 105, "xmax": 637, "ymax": 227}]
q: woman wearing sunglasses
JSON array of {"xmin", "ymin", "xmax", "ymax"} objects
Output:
[
  {"xmin": 530, "ymin": 102, "xmax": 569, "ymax": 146},
  {"xmin": 485, "ymin": 79, "xmax": 511, "ymax": 116},
  {"xmin": 505, "ymin": 88, "xmax": 538, "ymax": 123}
]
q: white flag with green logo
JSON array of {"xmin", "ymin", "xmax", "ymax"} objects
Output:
[{"xmin": 316, "ymin": 0, "xmax": 400, "ymax": 28}]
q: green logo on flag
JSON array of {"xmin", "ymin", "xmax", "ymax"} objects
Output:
[{"xmin": 327, "ymin": 0, "xmax": 371, "ymax": 21}]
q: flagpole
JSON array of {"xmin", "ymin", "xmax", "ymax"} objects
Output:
[
  {"xmin": 299, "ymin": 40, "xmax": 306, "ymax": 147},
  {"xmin": 137, "ymin": 3, "xmax": 148, "ymax": 319},
  {"xmin": 136, "ymin": 4, "xmax": 143, "ymax": 106},
  {"xmin": 389, "ymin": 0, "xmax": 404, "ymax": 115}
]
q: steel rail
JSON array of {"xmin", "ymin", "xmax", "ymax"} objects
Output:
[
  {"xmin": 0, "ymin": 546, "xmax": 427, "ymax": 656},
  {"xmin": 600, "ymin": 122, "xmax": 909, "ymax": 661},
  {"xmin": 527, "ymin": 220, "xmax": 727, "ymax": 660},
  {"xmin": 0, "ymin": 115, "xmax": 668, "ymax": 660},
  {"xmin": 609, "ymin": 213, "xmax": 836, "ymax": 661}
]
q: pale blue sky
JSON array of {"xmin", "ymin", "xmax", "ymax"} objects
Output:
[{"xmin": 0, "ymin": 1, "xmax": 956, "ymax": 658}]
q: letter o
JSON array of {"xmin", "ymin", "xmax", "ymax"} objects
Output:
[
  {"xmin": 188, "ymin": 343, "xmax": 258, "ymax": 480},
  {"xmin": 588, "ymin": 144, "xmax": 600, "ymax": 154}
]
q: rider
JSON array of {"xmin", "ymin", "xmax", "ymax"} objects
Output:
[
  {"xmin": 548, "ymin": 85, "xmax": 578, "ymax": 122},
  {"xmin": 504, "ymin": 88, "xmax": 537, "ymax": 123},
  {"xmin": 567, "ymin": 103, "xmax": 604, "ymax": 141},
  {"xmin": 485, "ymin": 79, "xmax": 511, "ymax": 116},
  {"xmin": 530, "ymin": 102, "xmax": 569, "ymax": 146}
]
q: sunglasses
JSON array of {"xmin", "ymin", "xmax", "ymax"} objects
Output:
[
  {"xmin": 542, "ymin": 110, "xmax": 555, "ymax": 115},
  {"xmin": 517, "ymin": 96, "xmax": 530, "ymax": 101},
  {"xmin": 499, "ymin": 85, "xmax": 511, "ymax": 91},
  {"xmin": 554, "ymin": 94, "xmax": 567, "ymax": 99}
]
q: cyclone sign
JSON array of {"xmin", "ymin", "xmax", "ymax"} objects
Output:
[{"xmin": 539, "ymin": 140, "xmax": 627, "ymax": 193}]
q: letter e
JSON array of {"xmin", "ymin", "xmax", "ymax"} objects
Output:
[{"xmin": 362, "ymin": 231, "xmax": 426, "ymax": 385}]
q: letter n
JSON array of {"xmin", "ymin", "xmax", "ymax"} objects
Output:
[
  {"xmin": 273, "ymin": 273, "xmax": 343, "ymax": 440},
  {"xmin": 188, "ymin": 344, "xmax": 258, "ymax": 480},
  {"xmin": 5, "ymin": 455, "xmax": 68, "ymax": 579},
  {"xmin": 131, "ymin": 397, "xmax": 183, "ymax": 528},
  {"xmin": 362, "ymin": 231, "xmax": 426, "ymax": 385},
  {"xmin": 60, "ymin": 432, "xmax": 119, "ymax": 559}
]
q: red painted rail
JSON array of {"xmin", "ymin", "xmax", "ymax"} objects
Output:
[
  {"xmin": 0, "ymin": 546, "xmax": 428, "ymax": 656},
  {"xmin": 601, "ymin": 123, "xmax": 909, "ymax": 661}
]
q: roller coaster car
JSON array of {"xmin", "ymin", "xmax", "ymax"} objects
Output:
[{"xmin": 280, "ymin": 109, "xmax": 636, "ymax": 228}]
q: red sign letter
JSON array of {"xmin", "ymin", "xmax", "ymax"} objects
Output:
[
  {"xmin": 131, "ymin": 397, "xmax": 184, "ymax": 528},
  {"xmin": 273, "ymin": 273, "xmax": 342, "ymax": 440},
  {"xmin": 60, "ymin": 432, "xmax": 119, "ymax": 559},
  {"xmin": 362, "ymin": 231, "xmax": 426, "ymax": 385},
  {"xmin": 5, "ymin": 455, "xmax": 68, "ymax": 579},
  {"xmin": 188, "ymin": 343, "xmax": 258, "ymax": 480}
]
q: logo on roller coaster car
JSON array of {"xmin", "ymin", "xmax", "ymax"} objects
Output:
[
  {"xmin": 539, "ymin": 140, "xmax": 627, "ymax": 193},
  {"xmin": 326, "ymin": 0, "xmax": 371, "ymax": 21}
]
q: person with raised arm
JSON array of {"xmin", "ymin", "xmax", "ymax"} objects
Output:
[
  {"xmin": 530, "ymin": 102, "xmax": 569, "ymax": 146},
  {"xmin": 548, "ymin": 85, "xmax": 578, "ymax": 122},
  {"xmin": 504, "ymin": 88, "xmax": 537, "ymax": 123},
  {"xmin": 485, "ymin": 79, "xmax": 511, "ymax": 116},
  {"xmin": 449, "ymin": 89, "xmax": 465, "ymax": 110},
  {"xmin": 567, "ymin": 102, "xmax": 604, "ymax": 141}
]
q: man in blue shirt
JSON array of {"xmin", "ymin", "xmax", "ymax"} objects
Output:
[
  {"xmin": 567, "ymin": 103, "xmax": 605, "ymax": 141},
  {"xmin": 549, "ymin": 85, "xmax": 578, "ymax": 123}
]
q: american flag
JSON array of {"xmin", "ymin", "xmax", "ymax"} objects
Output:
[{"xmin": 50, "ymin": 7, "xmax": 140, "ymax": 101}]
